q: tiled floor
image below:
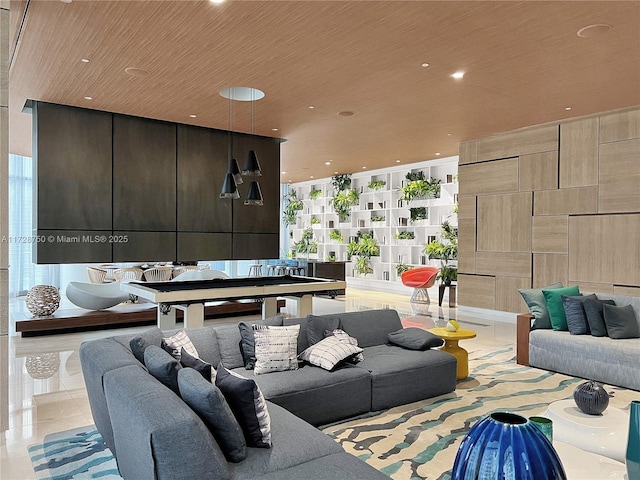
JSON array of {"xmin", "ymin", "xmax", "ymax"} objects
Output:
[{"xmin": 0, "ymin": 288, "xmax": 516, "ymax": 480}]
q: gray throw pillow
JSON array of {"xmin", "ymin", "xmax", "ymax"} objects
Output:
[
  {"xmin": 603, "ymin": 304, "xmax": 640, "ymax": 339},
  {"xmin": 178, "ymin": 368, "xmax": 247, "ymax": 462},
  {"xmin": 562, "ymin": 294, "xmax": 596, "ymax": 335},
  {"xmin": 129, "ymin": 327, "xmax": 163, "ymax": 363},
  {"xmin": 307, "ymin": 314, "xmax": 341, "ymax": 345},
  {"xmin": 583, "ymin": 298, "xmax": 616, "ymax": 337},
  {"xmin": 388, "ymin": 328, "xmax": 444, "ymax": 350},
  {"xmin": 144, "ymin": 345, "xmax": 182, "ymax": 393},
  {"xmin": 180, "ymin": 348, "xmax": 214, "ymax": 382},
  {"xmin": 518, "ymin": 282, "xmax": 563, "ymax": 329},
  {"xmin": 238, "ymin": 315, "xmax": 284, "ymax": 369}
]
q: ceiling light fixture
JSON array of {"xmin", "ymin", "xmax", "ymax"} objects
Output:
[
  {"xmin": 421, "ymin": 62, "xmax": 430, "ymax": 68},
  {"xmin": 308, "ymin": 105, "xmax": 315, "ymax": 109},
  {"xmin": 435, "ymin": 152, "xmax": 441, "ymax": 156},
  {"xmin": 337, "ymin": 111, "xmax": 354, "ymax": 116},
  {"xmin": 209, "ymin": 0, "xmax": 226, "ymax": 3},
  {"xmin": 272, "ymin": 128, "xmax": 278, "ymax": 131},
  {"xmin": 84, "ymin": 96, "xmax": 92, "ymax": 100},
  {"xmin": 124, "ymin": 67, "xmax": 151, "ymax": 77},
  {"xmin": 242, "ymin": 88, "xmax": 263, "ymax": 206},
  {"xmin": 189, "ymin": 114, "xmax": 197, "ymax": 118},
  {"xmin": 81, "ymin": 58, "xmax": 90, "ymax": 63},
  {"xmin": 220, "ymin": 87, "xmax": 241, "ymax": 200},
  {"xmin": 395, "ymin": 160, "xmax": 401, "ymax": 163},
  {"xmin": 577, "ymin": 24, "xmax": 612, "ymax": 38},
  {"xmin": 565, "ymin": 107, "xmax": 572, "ymax": 111},
  {"xmin": 325, "ymin": 161, "xmax": 331, "ymax": 165},
  {"xmin": 452, "ymin": 71, "xmax": 465, "ymax": 79}
]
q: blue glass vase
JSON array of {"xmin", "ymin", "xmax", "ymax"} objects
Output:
[
  {"xmin": 452, "ymin": 412, "xmax": 566, "ymax": 480},
  {"xmin": 627, "ymin": 401, "xmax": 640, "ymax": 480}
]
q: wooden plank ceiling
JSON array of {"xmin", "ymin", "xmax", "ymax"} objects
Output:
[{"xmin": 8, "ymin": 0, "xmax": 640, "ymax": 182}]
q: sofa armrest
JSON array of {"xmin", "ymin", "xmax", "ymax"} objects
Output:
[{"xmin": 516, "ymin": 313, "xmax": 534, "ymax": 366}]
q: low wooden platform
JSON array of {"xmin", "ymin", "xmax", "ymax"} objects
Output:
[{"xmin": 15, "ymin": 299, "xmax": 285, "ymax": 336}]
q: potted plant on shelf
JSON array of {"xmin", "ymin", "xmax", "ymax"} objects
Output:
[
  {"xmin": 368, "ymin": 180, "xmax": 386, "ymax": 191},
  {"xmin": 309, "ymin": 189, "xmax": 322, "ymax": 200},
  {"xmin": 329, "ymin": 229, "xmax": 343, "ymax": 243},
  {"xmin": 331, "ymin": 174, "xmax": 352, "ymax": 192},
  {"xmin": 371, "ymin": 214, "xmax": 385, "ymax": 223},
  {"xmin": 310, "ymin": 217, "xmax": 321, "ymax": 226},
  {"xmin": 292, "ymin": 228, "xmax": 318, "ymax": 259},
  {"xmin": 400, "ymin": 173, "xmax": 442, "ymax": 202},
  {"xmin": 409, "ymin": 207, "xmax": 427, "ymax": 223},
  {"xmin": 283, "ymin": 190, "xmax": 304, "ymax": 226},
  {"xmin": 331, "ymin": 189, "xmax": 359, "ymax": 222},
  {"xmin": 347, "ymin": 231, "xmax": 379, "ymax": 276},
  {"xmin": 424, "ymin": 220, "xmax": 458, "ymax": 285},
  {"xmin": 395, "ymin": 262, "xmax": 413, "ymax": 277},
  {"xmin": 395, "ymin": 231, "xmax": 415, "ymax": 240}
]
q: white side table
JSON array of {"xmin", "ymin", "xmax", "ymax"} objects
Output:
[
  {"xmin": 553, "ymin": 441, "xmax": 627, "ymax": 479},
  {"xmin": 543, "ymin": 399, "xmax": 629, "ymax": 463}
]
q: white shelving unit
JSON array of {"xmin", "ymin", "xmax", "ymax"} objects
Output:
[{"xmin": 286, "ymin": 156, "xmax": 458, "ymax": 294}]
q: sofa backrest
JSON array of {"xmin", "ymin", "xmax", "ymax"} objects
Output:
[
  {"xmin": 337, "ymin": 309, "xmax": 402, "ymax": 347},
  {"xmin": 595, "ymin": 294, "xmax": 640, "ymax": 330}
]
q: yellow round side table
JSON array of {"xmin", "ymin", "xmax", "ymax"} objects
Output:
[{"xmin": 429, "ymin": 327, "xmax": 477, "ymax": 380}]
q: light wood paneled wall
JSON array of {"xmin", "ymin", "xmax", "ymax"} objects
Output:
[{"xmin": 458, "ymin": 106, "xmax": 640, "ymax": 313}]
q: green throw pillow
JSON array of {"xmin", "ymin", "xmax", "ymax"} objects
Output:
[
  {"xmin": 542, "ymin": 285, "xmax": 581, "ymax": 331},
  {"xmin": 518, "ymin": 282, "xmax": 563, "ymax": 329}
]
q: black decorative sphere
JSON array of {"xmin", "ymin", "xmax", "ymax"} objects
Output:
[{"xmin": 573, "ymin": 380, "xmax": 609, "ymax": 415}]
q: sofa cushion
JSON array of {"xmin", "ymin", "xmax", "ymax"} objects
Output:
[
  {"xmin": 562, "ymin": 294, "xmax": 596, "ymax": 335},
  {"xmin": 161, "ymin": 329, "xmax": 199, "ymax": 361},
  {"xmin": 215, "ymin": 364, "xmax": 271, "ymax": 448},
  {"xmin": 166, "ymin": 326, "xmax": 221, "ymax": 366},
  {"xmin": 543, "ymin": 285, "xmax": 580, "ymax": 331},
  {"xmin": 177, "ymin": 367, "xmax": 247, "ymax": 463},
  {"xmin": 215, "ymin": 324, "xmax": 246, "ymax": 369},
  {"xmin": 584, "ymin": 298, "xmax": 616, "ymax": 337},
  {"xmin": 307, "ymin": 314, "xmax": 341, "ymax": 345},
  {"xmin": 299, "ymin": 335, "xmax": 363, "ymax": 371},
  {"xmin": 144, "ymin": 345, "xmax": 182, "ymax": 394},
  {"xmin": 180, "ymin": 348, "xmax": 214, "ymax": 382},
  {"xmin": 238, "ymin": 315, "xmax": 284, "ymax": 369},
  {"xmin": 603, "ymin": 304, "xmax": 640, "ymax": 339},
  {"xmin": 338, "ymin": 309, "xmax": 403, "ymax": 347},
  {"xmin": 283, "ymin": 316, "xmax": 310, "ymax": 354},
  {"xmin": 234, "ymin": 363, "xmax": 372, "ymax": 426},
  {"xmin": 518, "ymin": 282, "xmax": 563, "ymax": 330},
  {"xmin": 354, "ymin": 344, "xmax": 457, "ymax": 411},
  {"xmin": 388, "ymin": 327, "xmax": 444, "ymax": 350},
  {"xmin": 253, "ymin": 325, "xmax": 300, "ymax": 375},
  {"xmin": 228, "ymin": 401, "xmax": 343, "ymax": 479},
  {"xmin": 129, "ymin": 327, "xmax": 163, "ymax": 363}
]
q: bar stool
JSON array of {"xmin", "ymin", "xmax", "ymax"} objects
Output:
[
  {"xmin": 266, "ymin": 264, "xmax": 279, "ymax": 276},
  {"xmin": 248, "ymin": 264, "xmax": 263, "ymax": 277},
  {"xmin": 286, "ymin": 265, "xmax": 305, "ymax": 275},
  {"xmin": 275, "ymin": 264, "xmax": 288, "ymax": 275}
]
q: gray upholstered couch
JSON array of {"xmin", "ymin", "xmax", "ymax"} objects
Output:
[
  {"xmin": 517, "ymin": 294, "xmax": 640, "ymax": 391},
  {"xmin": 80, "ymin": 309, "xmax": 458, "ymax": 480}
]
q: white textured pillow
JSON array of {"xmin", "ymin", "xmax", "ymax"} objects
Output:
[
  {"xmin": 329, "ymin": 329, "xmax": 364, "ymax": 363},
  {"xmin": 299, "ymin": 335, "xmax": 364, "ymax": 371},
  {"xmin": 253, "ymin": 325, "xmax": 300, "ymax": 375},
  {"xmin": 162, "ymin": 329, "xmax": 199, "ymax": 361}
]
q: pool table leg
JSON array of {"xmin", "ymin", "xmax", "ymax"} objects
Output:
[
  {"xmin": 183, "ymin": 303, "xmax": 204, "ymax": 329},
  {"xmin": 298, "ymin": 295, "xmax": 313, "ymax": 317},
  {"xmin": 158, "ymin": 304, "xmax": 176, "ymax": 330},
  {"xmin": 262, "ymin": 298, "xmax": 278, "ymax": 318}
]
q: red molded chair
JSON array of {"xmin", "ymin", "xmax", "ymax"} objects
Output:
[{"xmin": 401, "ymin": 266, "xmax": 439, "ymax": 309}]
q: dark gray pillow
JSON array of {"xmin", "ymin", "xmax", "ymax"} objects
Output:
[
  {"xmin": 603, "ymin": 304, "xmax": 640, "ymax": 339},
  {"xmin": 178, "ymin": 368, "xmax": 247, "ymax": 463},
  {"xmin": 180, "ymin": 348, "xmax": 213, "ymax": 382},
  {"xmin": 584, "ymin": 298, "xmax": 616, "ymax": 337},
  {"xmin": 518, "ymin": 282, "xmax": 563, "ymax": 329},
  {"xmin": 129, "ymin": 327, "xmax": 163, "ymax": 363},
  {"xmin": 388, "ymin": 328, "xmax": 444, "ymax": 350},
  {"xmin": 238, "ymin": 315, "xmax": 283, "ymax": 370},
  {"xmin": 562, "ymin": 294, "xmax": 596, "ymax": 335},
  {"xmin": 144, "ymin": 345, "xmax": 182, "ymax": 393},
  {"xmin": 307, "ymin": 314, "xmax": 341, "ymax": 345}
]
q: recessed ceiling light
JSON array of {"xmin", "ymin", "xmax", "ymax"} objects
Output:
[
  {"xmin": 362, "ymin": 166, "xmax": 367, "ymax": 170},
  {"xmin": 288, "ymin": 179, "xmax": 292, "ymax": 183},
  {"xmin": 219, "ymin": 87, "xmax": 265, "ymax": 101},
  {"xmin": 435, "ymin": 152, "xmax": 441, "ymax": 156},
  {"xmin": 272, "ymin": 128, "xmax": 278, "ymax": 132},
  {"xmin": 447, "ymin": 133, "xmax": 453, "ymax": 136},
  {"xmin": 308, "ymin": 105, "xmax": 315, "ymax": 109},
  {"xmin": 325, "ymin": 161, "xmax": 331, "ymax": 165},
  {"xmin": 81, "ymin": 58, "xmax": 90, "ymax": 63},
  {"xmin": 310, "ymin": 176, "xmax": 314, "ymax": 179},
  {"xmin": 334, "ymin": 171, "xmax": 338, "ymax": 174},
  {"xmin": 125, "ymin": 67, "xmax": 151, "ymax": 77},
  {"xmin": 452, "ymin": 71, "xmax": 465, "ymax": 79},
  {"xmin": 281, "ymin": 171, "xmax": 286, "ymax": 175},
  {"xmin": 209, "ymin": 0, "xmax": 226, "ymax": 3},
  {"xmin": 337, "ymin": 111, "xmax": 354, "ymax": 116},
  {"xmin": 84, "ymin": 96, "xmax": 92, "ymax": 100},
  {"xmin": 189, "ymin": 114, "xmax": 197, "ymax": 118},
  {"xmin": 565, "ymin": 107, "xmax": 572, "ymax": 111},
  {"xmin": 421, "ymin": 62, "xmax": 430, "ymax": 68},
  {"xmin": 395, "ymin": 160, "xmax": 401, "ymax": 163},
  {"xmin": 60, "ymin": 0, "xmax": 72, "ymax": 3},
  {"xmin": 577, "ymin": 24, "xmax": 612, "ymax": 38}
]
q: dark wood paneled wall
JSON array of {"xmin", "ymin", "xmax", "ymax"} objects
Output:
[{"xmin": 32, "ymin": 102, "xmax": 281, "ymax": 263}]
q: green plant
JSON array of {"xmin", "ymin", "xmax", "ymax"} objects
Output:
[
  {"xmin": 326, "ymin": 253, "xmax": 337, "ymax": 262},
  {"xmin": 405, "ymin": 171, "xmax": 426, "ymax": 182},
  {"xmin": 400, "ymin": 176, "xmax": 441, "ymax": 201},
  {"xmin": 331, "ymin": 174, "xmax": 352, "ymax": 192},
  {"xmin": 395, "ymin": 263, "xmax": 412, "ymax": 276},
  {"xmin": 453, "ymin": 201, "xmax": 459, "ymax": 215},
  {"xmin": 438, "ymin": 265, "xmax": 458, "ymax": 284},
  {"xmin": 409, "ymin": 207, "xmax": 427, "ymax": 223},
  {"xmin": 395, "ymin": 231, "xmax": 415, "ymax": 240},
  {"xmin": 292, "ymin": 228, "xmax": 318, "ymax": 256},
  {"xmin": 282, "ymin": 190, "xmax": 304, "ymax": 226},
  {"xmin": 348, "ymin": 231, "xmax": 379, "ymax": 276},
  {"xmin": 354, "ymin": 256, "xmax": 373, "ymax": 276},
  {"xmin": 329, "ymin": 229, "xmax": 343, "ymax": 242},
  {"xmin": 331, "ymin": 189, "xmax": 359, "ymax": 222},
  {"xmin": 310, "ymin": 217, "xmax": 320, "ymax": 225},
  {"xmin": 368, "ymin": 180, "xmax": 386, "ymax": 191},
  {"xmin": 424, "ymin": 220, "xmax": 458, "ymax": 284},
  {"xmin": 309, "ymin": 189, "xmax": 322, "ymax": 200},
  {"xmin": 371, "ymin": 214, "xmax": 385, "ymax": 222}
]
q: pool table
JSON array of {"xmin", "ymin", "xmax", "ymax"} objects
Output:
[{"xmin": 120, "ymin": 275, "xmax": 346, "ymax": 329}]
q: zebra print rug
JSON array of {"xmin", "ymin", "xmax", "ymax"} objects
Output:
[
  {"xmin": 322, "ymin": 346, "xmax": 637, "ymax": 480},
  {"xmin": 28, "ymin": 346, "xmax": 636, "ymax": 480}
]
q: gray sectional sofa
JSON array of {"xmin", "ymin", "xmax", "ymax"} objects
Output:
[
  {"xmin": 517, "ymin": 294, "xmax": 640, "ymax": 391},
  {"xmin": 80, "ymin": 308, "xmax": 458, "ymax": 480}
]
